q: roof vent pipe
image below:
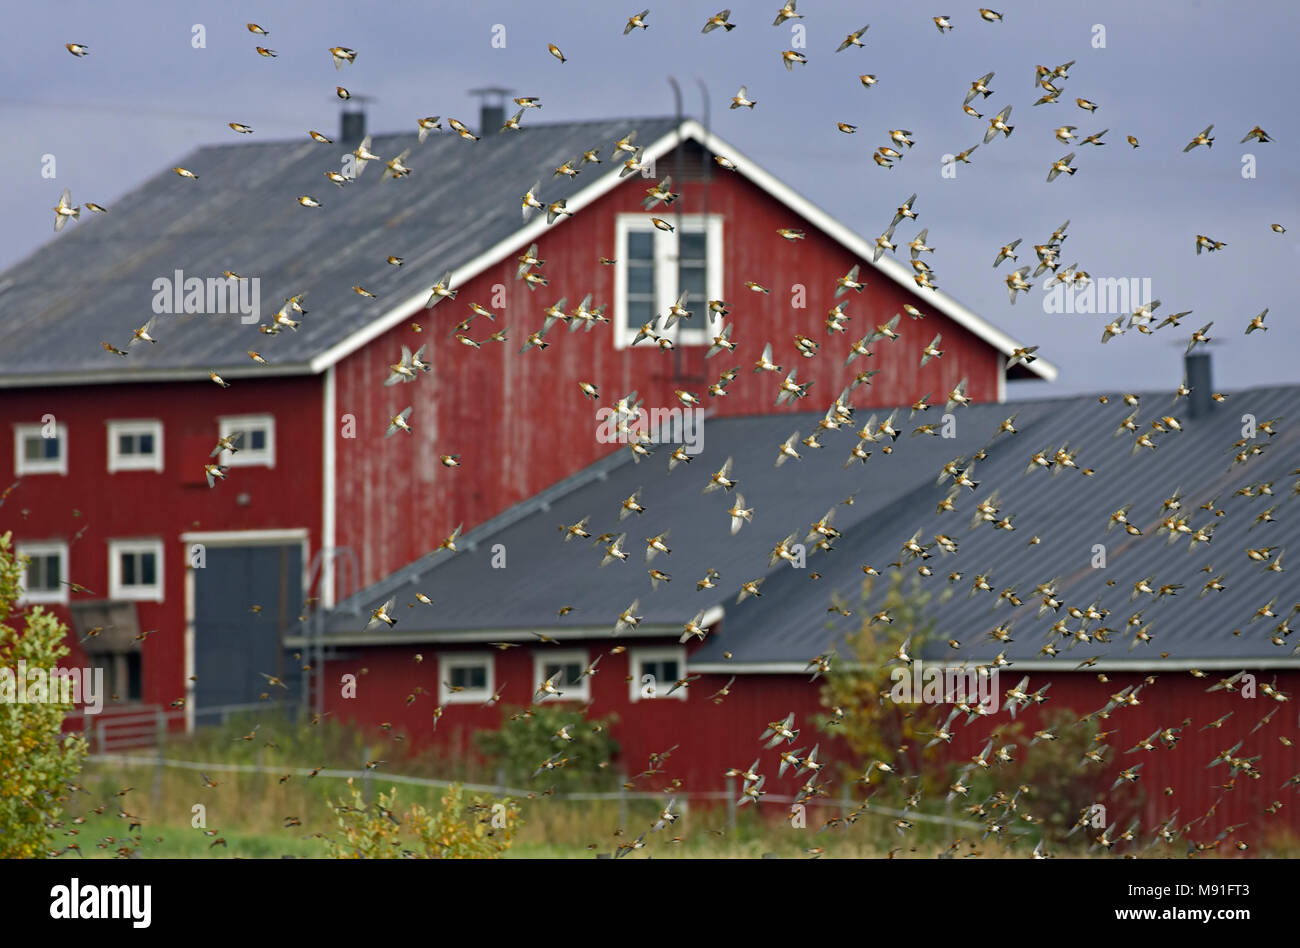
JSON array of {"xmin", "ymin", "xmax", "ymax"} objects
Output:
[{"xmin": 1184, "ymin": 351, "xmax": 1213, "ymax": 419}]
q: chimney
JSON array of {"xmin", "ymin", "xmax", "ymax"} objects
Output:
[
  {"xmin": 340, "ymin": 109, "xmax": 365, "ymax": 144},
  {"xmin": 1185, "ymin": 351, "xmax": 1213, "ymax": 419},
  {"xmin": 469, "ymin": 86, "xmax": 513, "ymax": 137},
  {"xmin": 480, "ymin": 102, "xmax": 504, "ymax": 133}
]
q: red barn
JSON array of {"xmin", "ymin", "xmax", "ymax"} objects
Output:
[
  {"xmin": 308, "ymin": 359, "xmax": 1299, "ymax": 846},
  {"xmin": 0, "ymin": 109, "xmax": 1049, "ymax": 740}
]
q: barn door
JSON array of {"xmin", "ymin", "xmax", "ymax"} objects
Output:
[{"xmin": 193, "ymin": 544, "xmax": 304, "ymax": 712}]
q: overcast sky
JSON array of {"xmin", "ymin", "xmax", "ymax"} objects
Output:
[{"xmin": 4, "ymin": 0, "xmax": 1295, "ymax": 397}]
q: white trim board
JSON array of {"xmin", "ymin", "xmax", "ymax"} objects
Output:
[
  {"xmin": 688, "ymin": 657, "xmax": 1300, "ymax": 674},
  {"xmin": 306, "ymin": 120, "xmax": 1055, "ymax": 381}
]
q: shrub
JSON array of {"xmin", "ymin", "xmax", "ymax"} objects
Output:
[
  {"xmin": 320, "ymin": 778, "xmax": 521, "ymax": 858},
  {"xmin": 0, "ymin": 532, "xmax": 89, "ymax": 858}
]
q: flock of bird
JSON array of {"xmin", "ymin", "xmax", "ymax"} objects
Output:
[{"xmin": 35, "ymin": 5, "xmax": 1296, "ymax": 859}]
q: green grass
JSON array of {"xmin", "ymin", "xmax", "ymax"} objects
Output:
[{"xmin": 47, "ymin": 714, "xmax": 1296, "ymax": 859}]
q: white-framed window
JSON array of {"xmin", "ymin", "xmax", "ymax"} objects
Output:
[
  {"xmin": 629, "ymin": 646, "xmax": 688, "ymax": 702},
  {"xmin": 107, "ymin": 420, "xmax": 163, "ymax": 473},
  {"xmin": 614, "ymin": 214, "xmax": 724, "ymax": 349},
  {"xmin": 16, "ymin": 541, "xmax": 68, "ymax": 604},
  {"xmin": 439, "ymin": 652, "xmax": 494, "ymax": 705},
  {"xmin": 14, "ymin": 422, "xmax": 67, "ymax": 476},
  {"xmin": 534, "ymin": 648, "xmax": 590, "ymax": 703},
  {"xmin": 108, "ymin": 539, "xmax": 164, "ymax": 602},
  {"xmin": 217, "ymin": 414, "xmax": 275, "ymax": 468}
]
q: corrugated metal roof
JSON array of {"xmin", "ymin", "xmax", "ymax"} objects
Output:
[
  {"xmin": 317, "ymin": 383, "xmax": 1300, "ymax": 666},
  {"xmin": 0, "ymin": 117, "xmax": 680, "ymax": 381}
]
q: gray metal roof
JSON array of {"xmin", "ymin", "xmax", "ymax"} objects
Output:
[
  {"xmin": 0, "ymin": 116, "xmax": 680, "ymax": 383},
  {"xmin": 316, "ymin": 384, "xmax": 1300, "ymax": 667}
]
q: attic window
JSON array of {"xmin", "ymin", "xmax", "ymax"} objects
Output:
[
  {"xmin": 217, "ymin": 415, "xmax": 275, "ymax": 468},
  {"xmin": 14, "ymin": 422, "xmax": 67, "ymax": 476},
  {"xmin": 614, "ymin": 214, "xmax": 723, "ymax": 349},
  {"xmin": 107, "ymin": 420, "xmax": 164, "ymax": 473}
]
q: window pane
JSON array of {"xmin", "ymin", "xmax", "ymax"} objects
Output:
[
  {"xmin": 627, "ymin": 298, "xmax": 654, "ymax": 330},
  {"xmin": 121, "ymin": 553, "xmax": 137, "ymax": 586},
  {"xmin": 679, "ymin": 231, "xmax": 707, "ymax": 262},
  {"xmin": 138, "ymin": 433, "xmax": 154, "ymax": 455},
  {"xmin": 250, "ymin": 430, "xmax": 267, "ymax": 451},
  {"xmin": 23, "ymin": 436, "xmax": 42, "ymax": 461},
  {"xmin": 451, "ymin": 665, "xmax": 486, "ymax": 690},
  {"xmin": 119, "ymin": 434, "xmax": 135, "ymax": 455},
  {"xmin": 126, "ymin": 652, "xmax": 143, "ymax": 702},
  {"xmin": 32, "ymin": 554, "xmax": 61, "ymax": 590},
  {"xmin": 627, "ymin": 231, "xmax": 654, "ymax": 261},
  {"xmin": 140, "ymin": 553, "xmax": 157, "ymax": 586},
  {"xmin": 680, "ymin": 266, "xmax": 706, "ymax": 314},
  {"xmin": 627, "ymin": 262, "xmax": 654, "ymax": 296},
  {"xmin": 662, "ymin": 660, "xmax": 679, "ymax": 682},
  {"xmin": 43, "ymin": 437, "xmax": 60, "ymax": 460}
]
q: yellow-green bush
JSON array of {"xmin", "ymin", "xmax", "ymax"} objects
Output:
[{"xmin": 0, "ymin": 532, "xmax": 89, "ymax": 858}]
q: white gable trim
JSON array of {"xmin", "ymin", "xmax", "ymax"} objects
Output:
[{"xmin": 308, "ymin": 120, "xmax": 1055, "ymax": 381}]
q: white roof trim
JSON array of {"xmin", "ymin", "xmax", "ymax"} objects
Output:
[
  {"xmin": 305, "ymin": 123, "xmax": 693, "ymax": 375},
  {"xmin": 307, "ymin": 119, "xmax": 1055, "ymax": 380},
  {"xmin": 283, "ymin": 623, "xmax": 685, "ymax": 649},
  {"xmin": 679, "ymin": 120, "xmax": 1056, "ymax": 381},
  {"xmin": 0, "ymin": 363, "xmax": 314, "ymax": 389},
  {"xmin": 690, "ymin": 657, "xmax": 1300, "ymax": 674}
]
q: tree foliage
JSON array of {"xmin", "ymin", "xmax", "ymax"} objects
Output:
[
  {"xmin": 0, "ymin": 532, "xmax": 89, "ymax": 858},
  {"xmin": 816, "ymin": 572, "xmax": 945, "ymax": 798},
  {"xmin": 474, "ymin": 702, "xmax": 621, "ymax": 791},
  {"xmin": 321, "ymin": 779, "xmax": 522, "ymax": 858}
]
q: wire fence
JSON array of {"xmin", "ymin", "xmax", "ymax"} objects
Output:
[{"xmin": 84, "ymin": 751, "xmax": 1028, "ymax": 835}]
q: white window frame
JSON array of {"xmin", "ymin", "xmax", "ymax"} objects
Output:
[
  {"xmin": 16, "ymin": 541, "xmax": 68, "ymax": 605},
  {"xmin": 629, "ymin": 646, "xmax": 689, "ymax": 702},
  {"xmin": 108, "ymin": 539, "xmax": 165, "ymax": 602},
  {"xmin": 107, "ymin": 419, "xmax": 164, "ymax": 473},
  {"xmin": 534, "ymin": 648, "xmax": 590, "ymax": 703},
  {"xmin": 439, "ymin": 652, "xmax": 494, "ymax": 705},
  {"xmin": 217, "ymin": 414, "xmax": 275, "ymax": 468},
  {"xmin": 14, "ymin": 422, "xmax": 67, "ymax": 476},
  {"xmin": 613, "ymin": 213, "xmax": 724, "ymax": 349}
]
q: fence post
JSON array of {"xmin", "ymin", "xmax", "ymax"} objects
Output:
[
  {"xmin": 617, "ymin": 774, "xmax": 628, "ymax": 829},
  {"xmin": 726, "ymin": 777, "xmax": 737, "ymax": 831},
  {"xmin": 152, "ymin": 708, "xmax": 165, "ymax": 807},
  {"xmin": 361, "ymin": 746, "xmax": 372, "ymax": 804},
  {"xmin": 496, "ymin": 765, "xmax": 506, "ymax": 798},
  {"xmin": 95, "ymin": 719, "xmax": 106, "ymax": 756}
]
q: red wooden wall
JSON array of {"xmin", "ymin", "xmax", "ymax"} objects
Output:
[
  {"xmin": 0, "ymin": 376, "xmax": 324, "ymax": 708},
  {"xmin": 333, "ymin": 146, "xmax": 1003, "ymax": 591},
  {"xmin": 324, "ymin": 640, "xmax": 1300, "ymax": 842}
]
